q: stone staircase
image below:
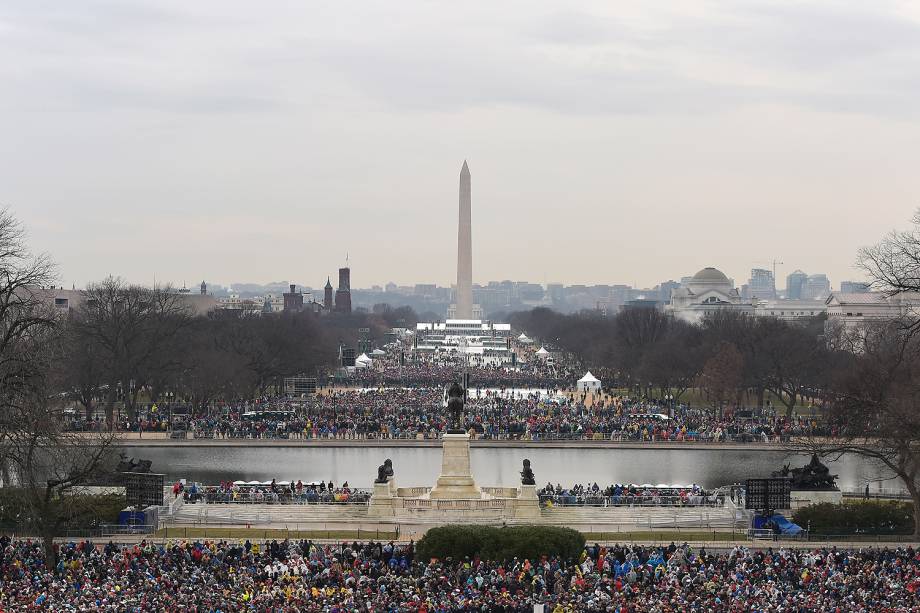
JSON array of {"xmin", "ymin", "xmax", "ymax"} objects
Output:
[
  {"xmin": 169, "ymin": 502, "xmax": 744, "ymax": 531},
  {"xmin": 539, "ymin": 505, "xmax": 742, "ymax": 530},
  {"xmin": 171, "ymin": 503, "xmax": 370, "ymax": 525}
]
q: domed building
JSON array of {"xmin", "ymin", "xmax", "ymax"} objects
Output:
[{"xmin": 668, "ymin": 267, "xmax": 752, "ymax": 321}]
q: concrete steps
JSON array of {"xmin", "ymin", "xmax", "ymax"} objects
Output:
[{"xmin": 169, "ymin": 502, "xmax": 743, "ymax": 530}]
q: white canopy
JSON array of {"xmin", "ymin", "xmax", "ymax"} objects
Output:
[
  {"xmin": 356, "ymin": 353, "xmax": 372, "ymax": 363},
  {"xmin": 577, "ymin": 371, "xmax": 602, "ymax": 392},
  {"xmin": 517, "ymin": 333, "xmax": 533, "ymax": 344},
  {"xmin": 535, "ymin": 346, "xmax": 549, "ymax": 355},
  {"xmin": 371, "ymin": 348, "xmax": 386, "ymax": 356}
]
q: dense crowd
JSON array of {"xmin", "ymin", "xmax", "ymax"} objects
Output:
[
  {"xmin": 177, "ymin": 479, "xmax": 371, "ymax": 505},
  {"xmin": 348, "ymin": 355, "xmax": 574, "ymax": 390},
  {"xmin": 537, "ymin": 482, "xmax": 721, "ymax": 507},
  {"xmin": 63, "ymin": 387, "xmax": 830, "ymax": 443},
  {"xmin": 165, "ymin": 389, "xmax": 830, "ymax": 443},
  {"xmin": 2, "ymin": 536, "xmax": 918, "ymax": 611}
]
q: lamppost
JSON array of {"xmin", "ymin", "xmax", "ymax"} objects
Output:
[{"xmin": 664, "ymin": 393, "xmax": 674, "ymax": 419}]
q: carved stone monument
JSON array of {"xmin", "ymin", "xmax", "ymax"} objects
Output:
[
  {"xmin": 430, "ymin": 382, "xmax": 481, "ymax": 499},
  {"xmin": 515, "ymin": 458, "xmax": 540, "ymax": 519},
  {"xmin": 368, "ymin": 458, "xmax": 397, "ymax": 517},
  {"xmin": 772, "ymin": 453, "xmax": 841, "ymax": 509}
]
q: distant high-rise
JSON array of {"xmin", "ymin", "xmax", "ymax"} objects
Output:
[
  {"xmin": 803, "ymin": 274, "xmax": 831, "ymax": 301},
  {"xmin": 748, "ymin": 268, "xmax": 776, "ymax": 300},
  {"xmin": 455, "ymin": 160, "xmax": 473, "ymax": 319},
  {"xmin": 335, "ymin": 267, "xmax": 352, "ymax": 313},
  {"xmin": 200, "ymin": 280, "xmax": 207, "ymax": 295},
  {"xmin": 840, "ymin": 280, "xmax": 870, "ymax": 294},
  {"xmin": 786, "ymin": 270, "xmax": 808, "ymax": 300},
  {"xmin": 323, "ymin": 277, "xmax": 334, "ymax": 310}
]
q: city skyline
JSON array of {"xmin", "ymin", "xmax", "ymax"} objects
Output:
[{"xmin": 6, "ymin": 1, "xmax": 918, "ymax": 289}]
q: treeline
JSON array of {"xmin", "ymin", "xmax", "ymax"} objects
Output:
[
  {"xmin": 59, "ymin": 278, "xmax": 419, "ymax": 422},
  {"xmin": 511, "ymin": 307, "xmax": 844, "ymax": 415}
]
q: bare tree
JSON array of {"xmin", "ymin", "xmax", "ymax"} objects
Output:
[
  {"xmin": 698, "ymin": 341, "xmax": 744, "ymax": 419},
  {"xmin": 799, "ymin": 321, "xmax": 920, "ymax": 536},
  {"xmin": 5, "ymin": 368, "xmax": 116, "ymax": 563},
  {"xmin": 858, "ymin": 209, "xmax": 920, "ymax": 294},
  {"xmin": 75, "ymin": 277, "xmax": 192, "ymax": 425}
]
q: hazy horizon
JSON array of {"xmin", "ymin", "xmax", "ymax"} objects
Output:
[{"xmin": 4, "ymin": 1, "xmax": 920, "ymax": 289}]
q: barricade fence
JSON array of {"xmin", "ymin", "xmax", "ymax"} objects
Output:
[
  {"xmin": 175, "ymin": 429, "xmax": 805, "ymax": 444},
  {"xmin": 179, "ymin": 489, "xmax": 373, "ymax": 505},
  {"xmin": 540, "ymin": 495, "xmax": 723, "ymax": 507}
]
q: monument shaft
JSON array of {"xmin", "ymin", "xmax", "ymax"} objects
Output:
[{"xmin": 456, "ymin": 161, "xmax": 473, "ymax": 319}]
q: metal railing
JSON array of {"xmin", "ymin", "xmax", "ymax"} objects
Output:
[
  {"xmin": 540, "ymin": 495, "xmax": 724, "ymax": 507},
  {"xmin": 180, "ymin": 490, "xmax": 372, "ymax": 505}
]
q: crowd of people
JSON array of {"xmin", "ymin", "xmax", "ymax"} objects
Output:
[
  {"xmin": 161, "ymin": 389, "xmax": 830, "ymax": 443},
  {"xmin": 537, "ymin": 482, "xmax": 721, "ymax": 507},
  {"xmin": 348, "ymin": 355, "xmax": 574, "ymax": 390},
  {"xmin": 60, "ymin": 345, "xmax": 834, "ymax": 444},
  {"xmin": 177, "ymin": 479, "xmax": 371, "ymax": 505},
  {"xmin": 2, "ymin": 536, "xmax": 918, "ymax": 611}
]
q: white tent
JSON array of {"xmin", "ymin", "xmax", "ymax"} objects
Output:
[
  {"xmin": 355, "ymin": 353, "xmax": 373, "ymax": 368},
  {"xmin": 517, "ymin": 333, "xmax": 533, "ymax": 344},
  {"xmin": 371, "ymin": 348, "xmax": 386, "ymax": 356},
  {"xmin": 577, "ymin": 371, "xmax": 602, "ymax": 392},
  {"xmin": 535, "ymin": 346, "xmax": 549, "ymax": 357}
]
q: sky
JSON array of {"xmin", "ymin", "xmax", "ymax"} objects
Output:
[{"xmin": 3, "ymin": 1, "xmax": 920, "ymax": 290}]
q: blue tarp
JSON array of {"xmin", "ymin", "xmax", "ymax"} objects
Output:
[{"xmin": 753, "ymin": 514, "xmax": 803, "ymax": 535}]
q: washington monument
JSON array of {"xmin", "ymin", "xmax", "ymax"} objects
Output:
[{"xmin": 456, "ymin": 160, "xmax": 473, "ymax": 319}]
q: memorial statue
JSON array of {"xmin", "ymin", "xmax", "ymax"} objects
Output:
[
  {"xmin": 374, "ymin": 458, "xmax": 394, "ymax": 484},
  {"xmin": 772, "ymin": 454, "xmax": 837, "ymax": 490},
  {"xmin": 446, "ymin": 381, "xmax": 466, "ymax": 433},
  {"xmin": 520, "ymin": 459, "xmax": 536, "ymax": 485}
]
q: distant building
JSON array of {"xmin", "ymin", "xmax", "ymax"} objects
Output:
[
  {"xmin": 754, "ymin": 299, "xmax": 826, "ymax": 321},
  {"xmin": 623, "ymin": 298, "xmax": 662, "ymax": 311},
  {"xmin": 840, "ymin": 281, "xmax": 870, "ymax": 294},
  {"xmin": 447, "ymin": 302, "xmax": 484, "ymax": 319},
  {"xmin": 415, "ymin": 319, "xmax": 512, "ymax": 365},
  {"xmin": 785, "ymin": 270, "xmax": 808, "ymax": 300},
  {"xmin": 200, "ymin": 281, "xmax": 207, "ymax": 295},
  {"xmin": 748, "ymin": 268, "xmax": 776, "ymax": 300},
  {"xmin": 668, "ymin": 267, "xmax": 751, "ymax": 322},
  {"xmin": 803, "ymin": 274, "xmax": 831, "ymax": 301},
  {"xmin": 825, "ymin": 291, "xmax": 920, "ymax": 330},
  {"xmin": 323, "ymin": 277, "xmax": 334, "ymax": 310},
  {"xmin": 283, "ymin": 284, "xmax": 304, "ymax": 312},
  {"xmin": 335, "ymin": 267, "xmax": 352, "ymax": 313}
]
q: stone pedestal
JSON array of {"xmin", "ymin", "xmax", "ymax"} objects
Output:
[
  {"xmin": 790, "ymin": 489, "xmax": 842, "ymax": 510},
  {"xmin": 368, "ymin": 480, "xmax": 395, "ymax": 517},
  {"xmin": 429, "ymin": 433, "xmax": 481, "ymax": 499},
  {"xmin": 515, "ymin": 484, "xmax": 541, "ymax": 520}
]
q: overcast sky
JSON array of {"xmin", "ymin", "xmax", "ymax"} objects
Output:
[{"xmin": 3, "ymin": 1, "xmax": 920, "ymax": 290}]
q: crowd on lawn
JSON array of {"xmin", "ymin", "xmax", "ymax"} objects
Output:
[
  {"xmin": 63, "ymin": 386, "xmax": 831, "ymax": 443},
  {"xmin": 2, "ymin": 536, "xmax": 918, "ymax": 611},
  {"xmin": 348, "ymin": 357, "xmax": 574, "ymax": 390},
  {"xmin": 169, "ymin": 390, "xmax": 831, "ymax": 443},
  {"xmin": 537, "ymin": 483, "xmax": 722, "ymax": 507}
]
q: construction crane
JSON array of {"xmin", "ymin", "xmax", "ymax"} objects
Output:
[{"xmin": 753, "ymin": 260, "xmax": 784, "ymax": 281}]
